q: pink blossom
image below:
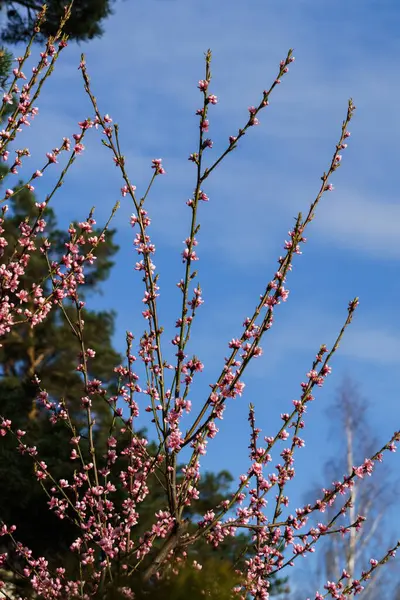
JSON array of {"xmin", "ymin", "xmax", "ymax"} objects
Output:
[
  {"xmin": 74, "ymin": 143, "xmax": 85, "ymax": 154},
  {"xmin": 198, "ymin": 79, "xmax": 209, "ymax": 91},
  {"xmin": 151, "ymin": 158, "xmax": 165, "ymax": 174}
]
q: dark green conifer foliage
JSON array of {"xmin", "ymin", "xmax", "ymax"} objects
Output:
[{"xmin": 0, "ymin": 0, "xmax": 115, "ymax": 44}]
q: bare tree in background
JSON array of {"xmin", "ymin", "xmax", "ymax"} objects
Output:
[{"xmin": 294, "ymin": 378, "xmax": 400, "ymax": 600}]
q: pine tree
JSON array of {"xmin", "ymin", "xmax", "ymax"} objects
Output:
[
  {"xmin": 0, "ymin": 183, "xmax": 121, "ymax": 420},
  {"xmin": 0, "ymin": 45, "xmax": 12, "ymax": 88},
  {"xmin": 0, "ymin": 179, "xmax": 121, "ymax": 561},
  {"xmin": 0, "ymin": 0, "xmax": 115, "ymax": 44}
]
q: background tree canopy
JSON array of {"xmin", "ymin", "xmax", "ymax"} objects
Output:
[{"xmin": 0, "ymin": 0, "xmax": 116, "ymax": 44}]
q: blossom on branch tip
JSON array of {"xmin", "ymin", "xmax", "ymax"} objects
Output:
[{"xmin": 151, "ymin": 158, "xmax": 165, "ymax": 174}]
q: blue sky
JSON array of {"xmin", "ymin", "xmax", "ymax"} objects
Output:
[{"xmin": 2, "ymin": 0, "xmax": 400, "ymax": 591}]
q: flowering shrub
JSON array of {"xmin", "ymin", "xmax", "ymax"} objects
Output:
[{"xmin": 0, "ymin": 4, "xmax": 399, "ymax": 600}]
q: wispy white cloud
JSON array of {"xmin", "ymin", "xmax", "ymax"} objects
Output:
[
  {"xmin": 316, "ymin": 190, "xmax": 400, "ymax": 259},
  {"xmin": 340, "ymin": 325, "xmax": 400, "ymax": 365}
]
